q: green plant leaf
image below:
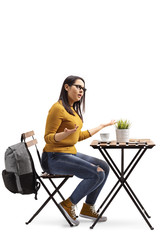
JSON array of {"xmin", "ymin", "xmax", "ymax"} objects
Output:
[{"xmin": 116, "ymin": 119, "xmax": 131, "ymax": 129}]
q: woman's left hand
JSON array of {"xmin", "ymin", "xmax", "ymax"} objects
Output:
[
  {"xmin": 108, "ymin": 120, "xmax": 117, "ymax": 126},
  {"xmin": 88, "ymin": 120, "xmax": 116, "ymax": 136},
  {"xmin": 101, "ymin": 120, "xmax": 116, "ymax": 128}
]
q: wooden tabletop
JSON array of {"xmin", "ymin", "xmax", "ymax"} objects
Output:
[{"xmin": 90, "ymin": 139, "xmax": 155, "ymax": 149}]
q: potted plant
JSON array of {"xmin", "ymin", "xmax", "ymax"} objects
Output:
[{"xmin": 116, "ymin": 119, "xmax": 131, "ymax": 143}]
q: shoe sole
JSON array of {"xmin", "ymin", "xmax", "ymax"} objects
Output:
[
  {"xmin": 79, "ymin": 214, "xmax": 107, "ymax": 222},
  {"xmin": 59, "ymin": 204, "xmax": 79, "ymax": 226}
]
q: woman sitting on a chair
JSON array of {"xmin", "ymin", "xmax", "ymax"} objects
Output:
[{"xmin": 41, "ymin": 75, "xmax": 116, "ymax": 226}]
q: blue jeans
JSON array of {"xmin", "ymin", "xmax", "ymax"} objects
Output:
[{"xmin": 41, "ymin": 152, "xmax": 110, "ymax": 205}]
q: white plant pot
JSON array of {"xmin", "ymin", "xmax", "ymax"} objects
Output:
[{"xmin": 116, "ymin": 129, "xmax": 129, "ymax": 143}]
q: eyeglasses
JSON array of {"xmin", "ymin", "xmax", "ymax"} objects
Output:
[{"xmin": 73, "ymin": 84, "xmax": 87, "ymax": 92}]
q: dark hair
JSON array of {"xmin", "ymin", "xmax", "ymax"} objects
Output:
[{"xmin": 59, "ymin": 75, "xmax": 86, "ymax": 121}]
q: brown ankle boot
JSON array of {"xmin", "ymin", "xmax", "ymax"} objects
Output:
[
  {"xmin": 59, "ymin": 198, "xmax": 79, "ymax": 226},
  {"xmin": 80, "ymin": 203, "xmax": 107, "ymax": 222}
]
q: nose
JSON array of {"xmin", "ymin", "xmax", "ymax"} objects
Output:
[{"xmin": 79, "ymin": 89, "xmax": 84, "ymax": 95}]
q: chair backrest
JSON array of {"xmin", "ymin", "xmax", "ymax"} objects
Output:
[
  {"xmin": 22, "ymin": 130, "xmax": 38, "ymax": 147},
  {"xmin": 22, "ymin": 130, "xmax": 42, "ymax": 168}
]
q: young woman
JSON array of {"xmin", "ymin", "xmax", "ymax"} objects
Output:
[{"xmin": 41, "ymin": 75, "xmax": 116, "ymax": 226}]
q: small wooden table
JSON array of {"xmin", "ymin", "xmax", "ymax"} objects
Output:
[{"xmin": 90, "ymin": 139, "xmax": 155, "ymax": 229}]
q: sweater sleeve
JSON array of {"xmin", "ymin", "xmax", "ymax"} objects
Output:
[
  {"xmin": 44, "ymin": 103, "xmax": 63, "ymax": 144},
  {"xmin": 78, "ymin": 130, "xmax": 91, "ymax": 142}
]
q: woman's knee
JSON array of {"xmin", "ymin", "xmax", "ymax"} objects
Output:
[
  {"xmin": 91, "ymin": 164, "xmax": 109, "ymax": 182},
  {"xmin": 97, "ymin": 163, "xmax": 110, "ymax": 182},
  {"xmin": 97, "ymin": 166, "xmax": 104, "ymax": 172},
  {"xmin": 101, "ymin": 162, "xmax": 110, "ymax": 176},
  {"xmin": 96, "ymin": 167, "xmax": 106, "ymax": 183}
]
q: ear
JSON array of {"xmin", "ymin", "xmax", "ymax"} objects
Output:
[{"xmin": 64, "ymin": 84, "xmax": 69, "ymax": 91}]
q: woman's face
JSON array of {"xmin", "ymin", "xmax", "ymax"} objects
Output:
[{"xmin": 65, "ymin": 79, "xmax": 85, "ymax": 106}]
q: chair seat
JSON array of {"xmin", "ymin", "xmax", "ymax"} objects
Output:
[{"xmin": 41, "ymin": 172, "xmax": 73, "ymax": 179}]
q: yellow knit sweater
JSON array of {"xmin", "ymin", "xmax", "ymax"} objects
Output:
[{"xmin": 43, "ymin": 101, "xmax": 91, "ymax": 154}]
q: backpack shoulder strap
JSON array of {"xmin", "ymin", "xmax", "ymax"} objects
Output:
[{"xmin": 21, "ymin": 133, "xmax": 41, "ymax": 200}]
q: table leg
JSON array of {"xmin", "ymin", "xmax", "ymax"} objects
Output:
[
  {"xmin": 90, "ymin": 182, "xmax": 123, "ymax": 229},
  {"xmin": 103, "ymin": 147, "xmax": 151, "ymax": 218},
  {"xmin": 97, "ymin": 180, "xmax": 119, "ymax": 213},
  {"xmin": 122, "ymin": 181, "xmax": 154, "ymax": 230},
  {"xmin": 91, "ymin": 147, "xmax": 153, "ymax": 229},
  {"xmin": 124, "ymin": 181, "xmax": 151, "ymax": 218}
]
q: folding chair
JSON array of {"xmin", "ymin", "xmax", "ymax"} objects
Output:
[{"xmin": 23, "ymin": 130, "xmax": 74, "ymax": 227}]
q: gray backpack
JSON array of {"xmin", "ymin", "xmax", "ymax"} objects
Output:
[{"xmin": 2, "ymin": 139, "xmax": 40, "ymax": 199}]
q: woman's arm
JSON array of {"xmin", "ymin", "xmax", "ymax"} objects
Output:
[
  {"xmin": 88, "ymin": 120, "xmax": 116, "ymax": 136},
  {"xmin": 54, "ymin": 120, "xmax": 116, "ymax": 142}
]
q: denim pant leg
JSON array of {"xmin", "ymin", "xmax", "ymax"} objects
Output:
[
  {"xmin": 76, "ymin": 152, "xmax": 110, "ymax": 205},
  {"xmin": 42, "ymin": 152, "xmax": 106, "ymax": 205}
]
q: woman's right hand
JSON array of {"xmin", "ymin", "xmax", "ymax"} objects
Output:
[
  {"xmin": 64, "ymin": 124, "xmax": 79, "ymax": 134},
  {"xmin": 54, "ymin": 124, "xmax": 78, "ymax": 142}
]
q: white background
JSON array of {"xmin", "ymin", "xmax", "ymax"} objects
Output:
[{"xmin": 0, "ymin": 0, "xmax": 160, "ymax": 239}]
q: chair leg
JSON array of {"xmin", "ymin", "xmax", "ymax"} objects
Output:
[
  {"xmin": 25, "ymin": 193, "xmax": 52, "ymax": 224},
  {"xmin": 49, "ymin": 178, "xmax": 65, "ymax": 200},
  {"xmin": 26, "ymin": 177, "xmax": 73, "ymax": 227}
]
